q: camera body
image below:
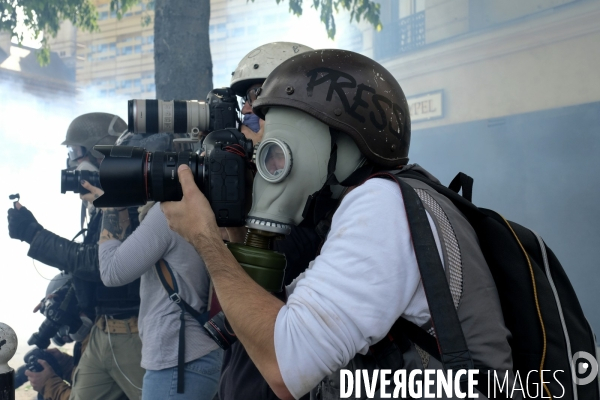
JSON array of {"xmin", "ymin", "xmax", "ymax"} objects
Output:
[
  {"xmin": 28, "ymin": 283, "xmax": 82, "ymax": 349},
  {"xmin": 128, "ymin": 87, "xmax": 239, "ymax": 135},
  {"xmin": 61, "ymin": 169, "xmax": 101, "ymax": 194},
  {"xmin": 93, "ymin": 128, "xmax": 252, "ymax": 227},
  {"xmin": 22, "ymin": 348, "xmax": 63, "ymax": 375}
]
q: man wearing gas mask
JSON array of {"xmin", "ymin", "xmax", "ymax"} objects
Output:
[
  {"xmin": 162, "ymin": 49, "xmax": 514, "ymax": 400},
  {"xmin": 7, "ymin": 113, "xmax": 145, "ymax": 400}
]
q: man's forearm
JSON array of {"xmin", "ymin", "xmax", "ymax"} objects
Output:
[
  {"xmin": 42, "ymin": 376, "xmax": 71, "ymax": 400},
  {"xmin": 191, "ymin": 231, "xmax": 292, "ymax": 399},
  {"xmin": 27, "ymin": 229, "xmax": 101, "ymax": 282}
]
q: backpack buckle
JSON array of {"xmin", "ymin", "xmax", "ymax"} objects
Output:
[{"xmin": 169, "ymin": 293, "xmax": 182, "ymax": 304}]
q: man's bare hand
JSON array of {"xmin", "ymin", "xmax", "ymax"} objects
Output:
[
  {"xmin": 161, "ymin": 165, "xmax": 221, "ymax": 247},
  {"xmin": 80, "ymin": 180, "xmax": 104, "ymax": 203},
  {"xmin": 25, "ymin": 359, "xmax": 56, "ymax": 392}
]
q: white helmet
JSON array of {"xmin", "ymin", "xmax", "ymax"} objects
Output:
[{"xmin": 230, "ymin": 42, "xmax": 314, "ymax": 97}]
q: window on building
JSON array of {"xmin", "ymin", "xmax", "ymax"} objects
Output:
[
  {"xmin": 121, "ymin": 46, "xmax": 133, "ymax": 55},
  {"xmin": 232, "ymin": 27, "xmax": 245, "ymax": 37},
  {"xmin": 399, "ymin": 0, "xmax": 425, "ymax": 19},
  {"xmin": 374, "ymin": 0, "xmax": 426, "ymax": 60},
  {"xmin": 134, "ymin": 45, "xmax": 142, "ymax": 53}
]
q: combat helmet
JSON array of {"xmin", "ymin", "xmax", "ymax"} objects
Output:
[
  {"xmin": 252, "ymin": 49, "xmax": 411, "ymax": 168},
  {"xmin": 62, "ymin": 113, "xmax": 127, "ymax": 159},
  {"xmin": 230, "ymin": 42, "xmax": 314, "ymax": 97}
]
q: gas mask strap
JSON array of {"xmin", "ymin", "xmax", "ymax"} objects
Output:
[
  {"xmin": 324, "ymin": 143, "xmax": 339, "ymax": 186},
  {"xmin": 301, "ymin": 143, "xmax": 339, "ymax": 226}
]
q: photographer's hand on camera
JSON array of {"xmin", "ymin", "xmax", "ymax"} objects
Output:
[
  {"xmin": 25, "ymin": 358, "xmax": 58, "ymax": 392},
  {"xmin": 162, "ymin": 164, "xmax": 292, "ymax": 400},
  {"xmin": 7, "ymin": 204, "xmax": 44, "ymax": 243},
  {"xmin": 79, "ymin": 180, "xmax": 104, "ymax": 203}
]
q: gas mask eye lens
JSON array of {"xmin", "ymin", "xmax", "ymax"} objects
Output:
[{"xmin": 256, "ymin": 139, "xmax": 292, "ymax": 183}]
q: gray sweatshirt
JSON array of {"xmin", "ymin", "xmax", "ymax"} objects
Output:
[{"xmin": 99, "ymin": 203, "xmax": 219, "ymax": 370}]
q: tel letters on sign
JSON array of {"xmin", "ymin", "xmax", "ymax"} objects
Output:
[{"xmin": 407, "ymin": 91, "xmax": 443, "ymax": 122}]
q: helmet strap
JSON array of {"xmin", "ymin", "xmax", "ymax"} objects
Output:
[{"xmin": 107, "ymin": 115, "xmax": 120, "ymax": 136}]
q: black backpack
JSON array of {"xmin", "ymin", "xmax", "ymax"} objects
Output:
[{"xmin": 373, "ymin": 168, "xmax": 599, "ymax": 400}]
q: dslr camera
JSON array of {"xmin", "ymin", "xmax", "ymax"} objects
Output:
[
  {"xmin": 28, "ymin": 283, "xmax": 82, "ymax": 350},
  {"xmin": 93, "ymin": 128, "xmax": 253, "ymax": 227}
]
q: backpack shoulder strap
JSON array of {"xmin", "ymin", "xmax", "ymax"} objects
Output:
[
  {"xmin": 155, "ymin": 259, "xmax": 210, "ymax": 323},
  {"xmin": 370, "ymin": 171, "xmax": 475, "ymax": 375},
  {"xmin": 155, "ymin": 259, "xmax": 209, "ymax": 393}
]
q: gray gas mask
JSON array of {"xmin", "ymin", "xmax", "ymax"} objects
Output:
[
  {"xmin": 247, "ymin": 107, "xmax": 364, "ymax": 234},
  {"xmin": 220, "ymin": 107, "xmax": 363, "ymax": 297}
]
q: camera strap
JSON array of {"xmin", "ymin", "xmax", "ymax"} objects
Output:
[{"xmin": 155, "ymin": 259, "xmax": 209, "ymax": 394}]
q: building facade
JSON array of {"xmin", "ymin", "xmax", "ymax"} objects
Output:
[
  {"xmin": 364, "ymin": 0, "xmax": 600, "ymax": 335},
  {"xmin": 74, "ymin": 0, "xmax": 155, "ymax": 99},
  {"xmin": 73, "ymin": 0, "xmax": 362, "ymax": 98},
  {"xmin": 0, "ymin": 32, "xmax": 76, "ymax": 98}
]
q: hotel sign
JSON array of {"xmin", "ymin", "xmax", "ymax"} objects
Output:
[{"xmin": 407, "ymin": 90, "xmax": 443, "ymax": 122}]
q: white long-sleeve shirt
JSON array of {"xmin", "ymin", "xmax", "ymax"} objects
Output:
[{"xmin": 274, "ymin": 178, "xmax": 443, "ymax": 398}]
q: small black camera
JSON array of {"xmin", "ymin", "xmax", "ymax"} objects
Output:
[
  {"xmin": 61, "ymin": 169, "xmax": 101, "ymax": 194},
  {"xmin": 22, "ymin": 348, "xmax": 63, "ymax": 375},
  {"xmin": 28, "ymin": 283, "xmax": 82, "ymax": 349},
  {"xmin": 93, "ymin": 128, "xmax": 253, "ymax": 227}
]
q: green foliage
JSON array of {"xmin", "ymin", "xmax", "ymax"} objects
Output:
[
  {"xmin": 0, "ymin": 0, "xmax": 98, "ymax": 65},
  {"xmin": 251, "ymin": 0, "xmax": 382, "ymax": 39},
  {"xmin": 0, "ymin": 0, "xmax": 146, "ymax": 65}
]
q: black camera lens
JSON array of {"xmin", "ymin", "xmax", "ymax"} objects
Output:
[
  {"xmin": 204, "ymin": 311, "xmax": 237, "ymax": 350},
  {"xmin": 92, "ymin": 146, "xmax": 206, "ymax": 208},
  {"xmin": 61, "ymin": 169, "xmax": 101, "ymax": 194},
  {"xmin": 28, "ymin": 319, "xmax": 60, "ymax": 349}
]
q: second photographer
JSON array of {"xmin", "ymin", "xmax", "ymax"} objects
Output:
[
  {"xmin": 7, "ymin": 113, "xmax": 145, "ymax": 400},
  {"xmin": 97, "ymin": 131, "xmax": 223, "ymax": 400}
]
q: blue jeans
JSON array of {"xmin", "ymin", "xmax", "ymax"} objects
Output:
[{"xmin": 142, "ymin": 349, "xmax": 223, "ymax": 400}]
